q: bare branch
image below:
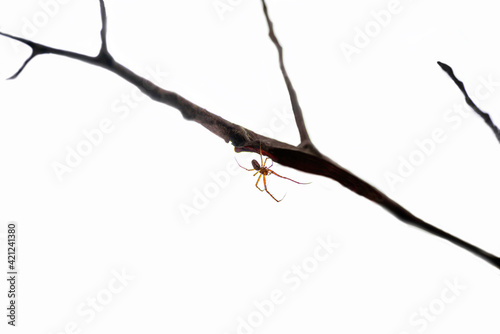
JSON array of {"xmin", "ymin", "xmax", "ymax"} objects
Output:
[
  {"xmin": 1, "ymin": 2, "xmax": 499, "ymax": 271},
  {"xmin": 7, "ymin": 53, "xmax": 34, "ymax": 80},
  {"xmin": 98, "ymin": 0, "xmax": 109, "ymax": 56},
  {"xmin": 1, "ymin": 0, "xmax": 113, "ymax": 79},
  {"xmin": 438, "ymin": 61, "xmax": 500, "ymax": 143},
  {"xmin": 0, "ymin": 31, "xmax": 47, "ymax": 79},
  {"xmin": 260, "ymin": 0, "xmax": 318, "ymax": 154}
]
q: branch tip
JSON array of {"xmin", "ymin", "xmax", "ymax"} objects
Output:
[
  {"xmin": 7, "ymin": 53, "xmax": 36, "ymax": 80},
  {"xmin": 438, "ymin": 61, "xmax": 500, "ymax": 143},
  {"xmin": 437, "ymin": 61, "xmax": 450, "ymax": 72}
]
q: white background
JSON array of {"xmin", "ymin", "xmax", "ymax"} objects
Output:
[{"xmin": 1, "ymin": 0, "xmax": 500, "ymax": 333}]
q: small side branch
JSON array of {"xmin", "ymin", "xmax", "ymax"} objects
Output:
[
  {"xmin": 98, "ymin": 0, "xmax": 110, "ymax": 58},
  {"xmin": 261, "ymin": 0, "xmax": 318, "ymax": 153},
  {"xmin": 438, "ymin": 61, "xmax": 500, "ymax": 143}
]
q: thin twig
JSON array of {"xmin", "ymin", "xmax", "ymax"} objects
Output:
[
  {"xmin": 1, "ymin": 2, "xmax": 499, "ymax": 271},
  {"xmin": 438, "ymin": 61, "xmax": 500, "ymax": 143},
  {"xmin": 260, "ymin": 0, "xmax": 318, "ymax": 153},
  {"xmin": 99, "ymin": 0, "xmax": 108, "ymax": 51}
]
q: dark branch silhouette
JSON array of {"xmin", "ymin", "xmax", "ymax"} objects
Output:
[
  {"xmin": 260, "ymin": 0, "xmax": 319, "ymax": 154},
  {"xmin": 1, "ymin": 1, "xmax": 499, "ymax": 271},
  {"xmin": 438, "ymin": 61, "xmax": 500, "ymax": 143},
  {"xmin": 98, "ymin": 0, "xmax": 109, "ymax": 55}
]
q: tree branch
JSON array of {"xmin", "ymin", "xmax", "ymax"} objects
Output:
[
  {"xmin": 438, "ymin": 61, "xmax": 500, "ymax": 143},
  {"xmin": 98, "ymin": 0, "xmax": 109, "ymax": 55},
  {"xmin": 1, "ymin": 2, "xmax": 499, "ymax": 271},
  {"xmin": 260, "ymin": 0, "xmax": 318, "ymax": 154}
]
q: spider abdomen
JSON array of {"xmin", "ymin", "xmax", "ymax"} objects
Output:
[{"xmin": 251, "ymin": 159, "xmax": 261, "ymax": 170}]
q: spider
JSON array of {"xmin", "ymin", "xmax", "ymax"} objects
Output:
[{"xmin": 236, "ymin": 150, "xmax": 309, "ymax": 202}]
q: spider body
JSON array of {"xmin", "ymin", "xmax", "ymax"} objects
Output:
[
  {"xmin": 237, "ymin": 151, "xmax": 309, "ymax": 202},
  {"xmin": 251, "ymin": 159, "xmax": 261, "ymax": 171}
]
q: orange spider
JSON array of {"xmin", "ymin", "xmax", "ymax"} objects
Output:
[{"xmin": 236, "ymin": 150, "xmax": 309, "ymax": 202}]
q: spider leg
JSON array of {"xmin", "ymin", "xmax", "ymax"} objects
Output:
[
  {"xmin": 268, "ymin": 159, "xmax": 273, "ymax": 168},
  {"xmin": 253, "ymin": 171, "xmax": 259, "ymax": 177},
  {"xmin": 235, "ymin": 158, "xmax": 255, "ymax": 172},
  {"xmin": 269, "ymin": 170, "xmax": 311, "ymax": 185},
  {"xmin": 262, "ymin": 174, "xmax": 285, "ymax": 202},
  {"xmin": 255, "ymin": 173, "xmax": 265, "ymax": 192}
]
